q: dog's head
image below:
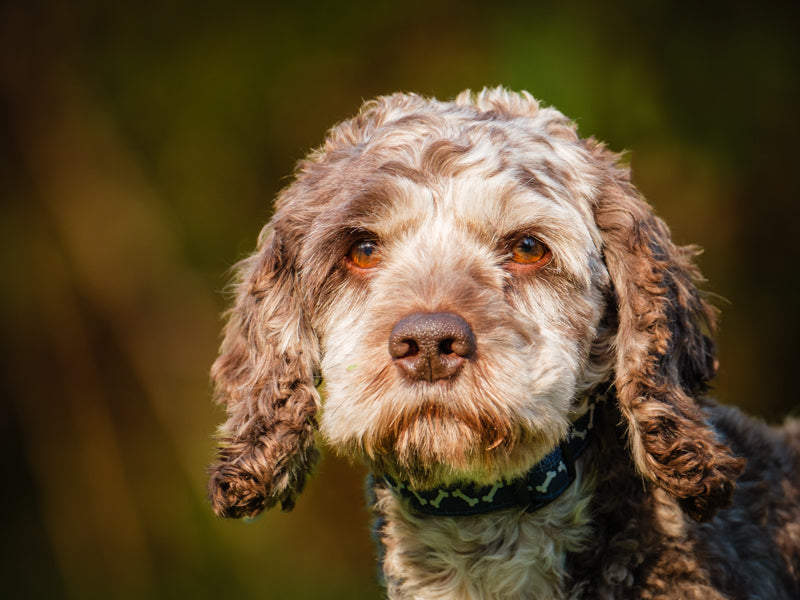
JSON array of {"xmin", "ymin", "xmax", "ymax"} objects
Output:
[{"xmin": 208, "ymin": 88, "xmax": 744, "ymax": 522}]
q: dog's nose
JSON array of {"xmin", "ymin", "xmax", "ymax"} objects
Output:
[{"xmin": 388, "ymin": 313, "xmax": 476, "ymax": 382}]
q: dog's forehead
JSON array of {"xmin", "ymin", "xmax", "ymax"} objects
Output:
[
  {"xmin": 354, "ymin": 174, "xmax": 578, "ymax": 241},
  {"xmin": 309, "ymin": 115, "xmax": 601, "ymax": 242},
  {"xmin": 290, "ymin": 111, "xmax": 608, "ymax": 287}
]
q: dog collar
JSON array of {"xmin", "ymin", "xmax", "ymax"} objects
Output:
[{"xmin": 382, "ymin": 389, "xmax": 608, "ymax": 517}]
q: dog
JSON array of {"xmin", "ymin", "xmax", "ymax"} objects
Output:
[{"xmin": 207, "ymin": 88, "xmax": 800, "ymax": 599}]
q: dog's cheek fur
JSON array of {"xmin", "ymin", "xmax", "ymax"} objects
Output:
[
  {"xmin": 207, "ymin": 230, "xmax": 321, "ymax": 518},
  {"xmin": 504, "ymin": 262, "xmax": 609, "ymax": 394}
]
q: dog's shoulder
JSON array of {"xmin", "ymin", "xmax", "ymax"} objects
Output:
[
  {"xmin": 706, "ymin": 401, "xmax": 800, "ymax": 476},
  {"xmin": 568, "ymin": 400, "xmax": 800, "ymax": 599},
  {"xmin": 689, "ymin": 401, "xmax": 800, "ymax": 599}
]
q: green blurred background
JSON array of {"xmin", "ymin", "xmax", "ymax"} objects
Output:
[{"xmin": 1, "ymin": 1, "xmax": 798, "ymax": 598}]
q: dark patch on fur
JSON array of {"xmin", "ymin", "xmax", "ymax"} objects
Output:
[{"xmin": 567, "ymin": 402, "xmax": 800, "ymax": 599}]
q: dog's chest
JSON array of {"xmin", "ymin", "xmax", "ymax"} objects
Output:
[{"xmin": 374, "ymin": 478, "xmax": 594, "ymax": 600}]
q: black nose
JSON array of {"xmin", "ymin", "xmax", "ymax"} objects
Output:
[{"xmin": 388, "ymin": 313, "xmax": 476, "ymax": 382}]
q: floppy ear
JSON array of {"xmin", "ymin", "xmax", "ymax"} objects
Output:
[
  {"xmin": 586, "ymin": 138, "xmax": 745, "ymax": 521},
  {"xmin": 208, "ymin": 228, "xmax": 320, "ymax": 518}
]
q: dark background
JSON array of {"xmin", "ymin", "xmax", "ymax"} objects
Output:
[{"xmin": 1, "ymin": 1, "xmax": 798, "ymax": 598}]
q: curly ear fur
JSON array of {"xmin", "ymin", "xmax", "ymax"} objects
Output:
[
  {"xmin": 208, "ymin": 229, "xmax": 320, "ymax": 518},
  {"xmin": 586, "ymin": 138, "xmax": 746, "ymax": 521}
]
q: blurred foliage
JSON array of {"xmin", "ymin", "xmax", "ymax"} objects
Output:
[{"xmin": 0, "ymin": 0, "xmax": 798, "ymax": 598}]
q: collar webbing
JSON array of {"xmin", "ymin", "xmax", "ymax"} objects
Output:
[{"xmin": 382, "ymin": 389, "xmax": 609, "ymax": 517}]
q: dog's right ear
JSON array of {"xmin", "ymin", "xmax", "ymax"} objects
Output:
[{"xmin": 208, "ymin": 228, "xmax": 320, "ymax": 519}]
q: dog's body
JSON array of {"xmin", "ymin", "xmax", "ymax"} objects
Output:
[
  {"xmin": 208, "ymin": 89, "xmax": 800, "ymax": 599},
  {"xmin": 374, "ymin": 403, "xmax": 800, "ymax": 599}
]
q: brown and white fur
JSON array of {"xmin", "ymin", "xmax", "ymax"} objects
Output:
[{"xmin": 207, "ymin": 88, "xmax": 800, "ymax": 599}]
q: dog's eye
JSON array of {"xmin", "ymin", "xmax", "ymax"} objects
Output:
[
  {"xmin": 347, "ymin": 239, "xmax": 382, "ymax": 270},
  {"xmin": 510, "ymin": 235, "xmax": 551, "ymax": 267}
]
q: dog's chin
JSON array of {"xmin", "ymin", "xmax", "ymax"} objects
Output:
[{"xmin": 358, "ymin": 406, "xmax": 557, "ymax": 489}]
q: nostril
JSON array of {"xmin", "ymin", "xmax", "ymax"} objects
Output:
[
  {"xmin": 401, "ymin": 339, "xmax": 420, "ymax": 358},
  {"xmin": 389, "ymin": 336, "xmax": 420, "ymax": 359},
  {"xmin": 438, "ymin": 336, "xmax": 476, "ymax": 359},
  {"xmin": 440, "ymin": 338, "xmax": 466, "ymax": 357},
  {"xmin": 449, "ymin": 337, "xmax": 474, "ymax": 358}
]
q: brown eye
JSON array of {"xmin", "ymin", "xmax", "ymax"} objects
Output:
[
  {"xmin": 510, "ymin": 235, "xmax": 551, "ymax": 267},
  {"xmin": 347, "ymin": 239, "xmax": 382, "ymax": 270}
]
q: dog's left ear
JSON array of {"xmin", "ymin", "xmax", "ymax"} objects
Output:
[
  {"xmin": 585, "ymin": 138, "xmax": 745, "ymax": 521},
  {"xmin": 207, "ymin": 227, "xmax": 321, "ymax": 518}
]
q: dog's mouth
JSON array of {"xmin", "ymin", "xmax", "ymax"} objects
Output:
[
  {"xmin": 357, "ymin": 399, "xmax": 544, "ymax": 488},
  {"xmin": 365, "ymin": 386, "xmax": 606, "ymax": 490}
]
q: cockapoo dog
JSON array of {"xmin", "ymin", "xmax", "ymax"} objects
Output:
[{"xmin": 207, "ymin": 88, "xmax": 800, "ymax": 599}]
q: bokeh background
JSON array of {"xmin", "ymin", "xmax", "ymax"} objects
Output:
[{"xmin": 1, "ymin": 1, "xmax": 798, "ymax": 598}]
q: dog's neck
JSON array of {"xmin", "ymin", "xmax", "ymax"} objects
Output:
[
  {"xmin": 375, "ymin": 459, "xmax": 597, "ymax": 600},
  {"xmin": 373, "ymin": 388, "xmax": 611, "ymax": 599}
]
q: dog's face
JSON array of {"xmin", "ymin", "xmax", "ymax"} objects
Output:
[
  {"xmin": 306, "ymin": 158, "xmax": 610, "ymax": 487},
  {"xmin": 208, "ymin": 89, "xmax": 744, "ymax": 521}
]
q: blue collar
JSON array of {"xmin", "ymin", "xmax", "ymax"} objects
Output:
[{"xmin": 382, "ymin": 390, "xmax": 608, "ymax": 516}]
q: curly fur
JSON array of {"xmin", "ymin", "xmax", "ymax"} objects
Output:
[{"xmin": 208, "ymin": 88, "xmax": 800, "ymax": 598}]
